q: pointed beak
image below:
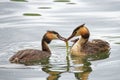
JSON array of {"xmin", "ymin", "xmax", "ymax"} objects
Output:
[
  {"xmin": 67, "ymin": 32, "xmax": 76, "ymax": 41},
  {"xmin": 58, "ymin": 35, "xmax": 67, "ymax": 41}
]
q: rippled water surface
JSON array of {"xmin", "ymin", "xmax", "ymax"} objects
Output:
[{"xmin": 0, "ymin": 0, "xmax": 120, "ymax": 80}]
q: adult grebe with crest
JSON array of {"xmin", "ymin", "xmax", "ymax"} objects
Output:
[
  {"xmin": 67, "ymin": 24, "xmax": 110, "ymax": 56},
  {"xmin": 9, "ymin": 31, "xmax": 66, "ymax": 64}
]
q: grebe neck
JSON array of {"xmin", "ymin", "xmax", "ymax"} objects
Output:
[
  {"xmin": 71, "ymin": 37, "xmax": 89, "ymax": 56},
  {"xmin": 41, "ymin": 35, "xmax": 51, "ymax": 53},
  {"xmin": 72, "ymin": 37, "xmax": 88, "ymax": 50}
]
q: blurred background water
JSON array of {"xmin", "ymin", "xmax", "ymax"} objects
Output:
[{"xmin": 0, "ymin": 0, "xmax": 120, "ymax": 80}]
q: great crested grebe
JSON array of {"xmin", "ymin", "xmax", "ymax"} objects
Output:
[
  {"xmin": 9, "ymin": 31, "xmax": 66, "ymax": 64},
  {"xmin": 67, "ymin": 24, "xmax": 110, "ymax": 56}
]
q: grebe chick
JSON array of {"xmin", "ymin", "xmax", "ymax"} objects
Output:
[
  {"xmin": 67, "ymin": 24, "xmax": 110, "ymax": 56},
  {"xmin": 9, "ymin": 31, "xmax": 66, "ymax": 64}
]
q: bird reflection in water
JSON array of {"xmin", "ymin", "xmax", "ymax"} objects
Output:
[
  {"xmin": 41, "ymin": 56, "xmax": 92, "ymax": 80},
  {"xmin": 42, "ymin": 66, "xmax": 62, "ymax": 80},
  {"xmin": 71, "ymin": 56, "xmax": 92, "ymax": 80},
  {"xmin": 41, "ymin": 52, "xmax": 110, "ymax": 80}
]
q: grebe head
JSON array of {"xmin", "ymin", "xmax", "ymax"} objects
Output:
[
  {"xmin": 45, "ymin": 30, "xmax": 66, "ymax": 41},
  {"xmin": 67, "ymin": 24, "xmax": 90, "ymax": 41}
]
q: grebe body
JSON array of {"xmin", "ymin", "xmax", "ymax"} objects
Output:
[
  {"xmin": 67, "ymin": 24, "xmax": 110, "ymax": 56},
  {"xmin": 9, "ymin": 31, "xmax": 66, "ymax": 64}
]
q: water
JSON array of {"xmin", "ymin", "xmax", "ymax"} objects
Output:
[{"xmin": 0, "ymin": 0, "xmax": 120, "ymax": 80}]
